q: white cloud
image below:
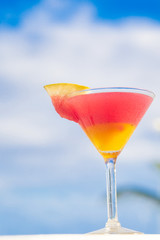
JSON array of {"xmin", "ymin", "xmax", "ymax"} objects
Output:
[{"xmin": 0, "ymin": 0, "xmax": 159, "ymax": 162}]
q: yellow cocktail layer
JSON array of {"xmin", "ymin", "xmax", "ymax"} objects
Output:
[{"xmin": 81, "ymin": 122, "xmax": 136, "ymax": 160}]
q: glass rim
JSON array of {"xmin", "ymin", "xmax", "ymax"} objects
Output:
[{"xmin": 69, "ymin": 86, "xmax": 155, "ymax": 99}]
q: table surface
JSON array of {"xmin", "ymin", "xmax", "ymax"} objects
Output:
[{"xmin": 0, "ymin": 234, "xmax": 159, "ymax": 240}]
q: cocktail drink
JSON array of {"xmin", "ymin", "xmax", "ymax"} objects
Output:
[{"xmin": 44, "ymin": 84, "xmax": 155, "ymax": 234}]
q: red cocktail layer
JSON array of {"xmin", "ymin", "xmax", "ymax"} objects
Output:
[{"xmin": 68, "ymin": 92, "xmax": 153, "ymax": 126}]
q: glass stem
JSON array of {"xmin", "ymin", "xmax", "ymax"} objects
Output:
[{"xmin": 105, "ymin": 158, "xmax": 120, "ymax": 227}]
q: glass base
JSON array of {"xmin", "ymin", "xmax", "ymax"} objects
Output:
[
  {"xmin": 89, "ymin": 227, "xmax": 143, "ymax": 234},
  {"xmin": 89, "ymin": 220, "xmax": 143, "ymax": 234}
]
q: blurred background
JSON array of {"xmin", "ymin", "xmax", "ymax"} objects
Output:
[{"xmin": 0, "ymin": 0, "xmax": 160, "ymax": 235}]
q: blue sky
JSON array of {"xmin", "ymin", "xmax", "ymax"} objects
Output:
[
  {"xmin": 1, "ymin": 0, "xmax": 160, "ymax": 26},
  {"xmin": 0, "ymin": 0, "xmax": 160, "ymax": 235}
]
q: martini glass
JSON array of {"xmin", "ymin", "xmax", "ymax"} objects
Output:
[{"xmin": 45, "ymin": 86, "xmax": 155, "ymax": 234}]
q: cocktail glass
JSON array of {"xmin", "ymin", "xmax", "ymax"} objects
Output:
[{"xmin": 44, "ymin": 85, "xmax": 155, "ymax": 234}]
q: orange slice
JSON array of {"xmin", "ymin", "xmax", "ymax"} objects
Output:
[{"xmin": 44, "ymin": 83, "xmax": 89, "ymax": 122}]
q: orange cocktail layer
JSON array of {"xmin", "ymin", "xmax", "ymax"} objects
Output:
[{"xmin": 82, "ymin": 122, "xmax": 136, "ymax": 159}]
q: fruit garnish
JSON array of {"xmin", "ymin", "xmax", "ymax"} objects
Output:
[{"xmin": 44, "ymin": 83, "xmax": 89, "ymax": 122}]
